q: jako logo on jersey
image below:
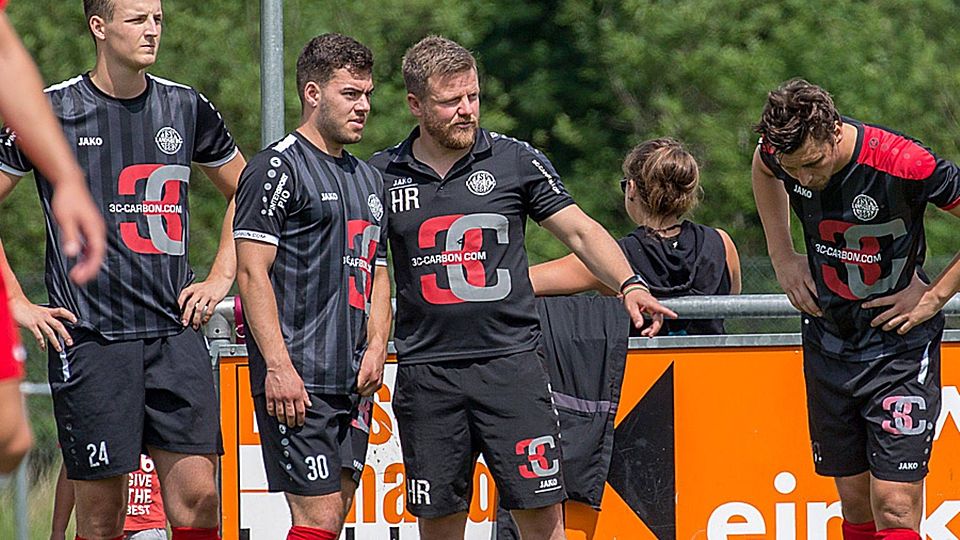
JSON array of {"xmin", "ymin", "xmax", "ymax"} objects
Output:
[
  {"xmin": 516, "ymin": 435, "xmax": 560, "ymax": 480},
  {"xmin": 116, "ymin": 164, "xmax": 190, "ymax": 255},
  {"xmin": 882, "ymin": 395, "xmax": 929, "ymax": 436},
  {"xmin": 417, "ymin": 213, "xmax": 512, "ymax": 304},
  {"xmin": 793, "ymin": 184, "xmax": 812, "ymax": 199},
  {"xmin": 466, "ymin": 170, "xmax": 496, "ymax": 196},
  {"xmin": 368, "ymin": 193, "xmax": 384, "ymax": 222},
  {"xmin": 78, "ymin": 136, "xmax": 103, "ymax": 147},
  {"xmin": 321, "ymin": 192, "xmax": 339, "ymax": 202},
  {"xmin": 852, "ymin": 194, "xmax": 879, "ymax": 221},
  {"xmin": 816, "ymin": 219, "xmax": 907, "ymax": 300},
  {"xmin": 155, "ymin": 127, "xmax": 183, "ymax": 155}
]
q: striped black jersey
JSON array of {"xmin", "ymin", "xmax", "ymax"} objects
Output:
[
  {"xmin": 234, "ymin": 132, "xmax": 387, "ymax": 395},
  {"xmin": 368, "ymin": 127, "xmax": 575, "ymax": 364},
  {"xmin": 0, "ymin": 73, "xmax": 238, "ymax": 339},
  {"xmin": 759, "ymin": 118, "xmax": 960, "ymax": 361}
]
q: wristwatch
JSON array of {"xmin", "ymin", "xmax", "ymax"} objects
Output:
[{"xmin": 619, "ymin": 274, "xmax": 649, "ymax": 295}]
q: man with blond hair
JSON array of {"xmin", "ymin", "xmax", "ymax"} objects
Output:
[
  {"xmin": 368, "ymin": 35, "xmax": 674, "ymax": 539},
  {"xmin": 0, "ymin": 1, "xmax": 246, "ymax": 539}
]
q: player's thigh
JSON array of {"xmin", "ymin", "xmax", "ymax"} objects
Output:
[
  {"xmin": 393, "ymin": 361, "xmax": 474, "ymax": 518},
  {"xmin": 468, "ymin": 350, "xmax": 566, "ymax": 510},
  {"xmin": 49, "ymin": 330, "xmax": 144, "ymax": 480},
  {"xmin": 802, "ymin": 343, "xmax": 870, "ymax": 478},
  {"xmin": 253, "ymin": 392, "xmax": 352, "ymax": 497},
  {"xmin": 863, "ymin": 336, "xmax": 941, "ymax": 483},
  {"xmin": 142, "ymin": 328, "xmax": 221, "ymax": 455}
]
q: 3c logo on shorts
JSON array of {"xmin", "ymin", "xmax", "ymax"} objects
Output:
[
  {"xmin": 881, "ymin": 395, "xmax": 928, "ymax": 436},
  {"xmin": 516, "ymin": 435, "xmax": 559, "ymax": 479}
]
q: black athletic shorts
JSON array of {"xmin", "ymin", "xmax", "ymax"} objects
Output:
[
  {"xmin": 803, "ymin": 333, "xmax": 942, "ymax": 482},
  {"xmin": 393, "ymin": 349, "xmax": 567, "ymax": 518},
  {"xmin": 253, "ymin": 391, "xmax": 370, "ymax": 496},
  {"xmin": 49, "ymin": 327, "xmax": 222, "ymax": 481}
]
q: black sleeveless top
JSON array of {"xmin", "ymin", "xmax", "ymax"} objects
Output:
[{"xmin": 618, "ymin": 221, "xmax": 731, "ymax": 335}]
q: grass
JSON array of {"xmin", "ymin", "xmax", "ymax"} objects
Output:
[{"xmin": 0, "ymin": 461, "xmax": 71, "ymax": 540}]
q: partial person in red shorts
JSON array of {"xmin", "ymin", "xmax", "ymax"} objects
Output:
[
  {"xmin": 0, "ymin": 0, "xmax": 106, "ymax": 475},
  {"xmin": 53, "ymin": 454, "xmax": 168, "ymax": 540}
]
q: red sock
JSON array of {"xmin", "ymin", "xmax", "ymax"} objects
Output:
[
  {"xmin": 288, "ymin": 525, "xmax": 338, "ymax": 540},
  {"xmin": 171, "ymin": 527, "xmax": 221, "ymax": 540},
  {"xmin": 841, "ymin": 520, "xmax": 876, "ymax": 540},
  {"xmin": 875, "ymin": 529, "xmax": 921, "ymax": 540}
]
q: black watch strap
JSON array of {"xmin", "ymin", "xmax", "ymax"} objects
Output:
[{"xmin": 619, "ymin": 273, "xmax": 648, "ymax": 294}]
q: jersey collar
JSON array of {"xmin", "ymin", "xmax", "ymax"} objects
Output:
[{"xmin": 389, "ymin": 126, "xmax": 493, "ymax": 181}]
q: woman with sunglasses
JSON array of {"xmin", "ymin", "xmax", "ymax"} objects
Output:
[{"xmin": 530, "ymin": 137, "xmax": 741, "ymax": 335}]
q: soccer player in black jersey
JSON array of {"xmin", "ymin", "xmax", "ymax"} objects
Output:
[
  {"xmin": 753, "ymin": 79, "xmax": 960, "ymax": 540},
  {"xmin": 235, "ymin": 34, "xmax": 388, "ymax": 540},
  {"xmin": 0, "ymin": 1, "xmax": 246, "ymax": 539},
  {"xmin": 368, "ymin": 36, "xmax": 674, "ymax": 540}
]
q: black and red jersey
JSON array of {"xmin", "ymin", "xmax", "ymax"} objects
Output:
[
  {"xmin": 234, "ymin": 132, "xmax": 386, "ymax": 395},
  {"xmin": 0, "ymin": 73, "xmax": 238, "ymax": 339},
  {"xmin": 759, "ymin": 117, "xmax": 960, "ymax": 361},
  {"xmin": 368, "ymin": 127, "xmax": 575, "ymax": 364}
]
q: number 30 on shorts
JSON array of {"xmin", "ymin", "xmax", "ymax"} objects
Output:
[{"xmin": 305, "ymin": 454, "xmax": 329, "ymax": 481}]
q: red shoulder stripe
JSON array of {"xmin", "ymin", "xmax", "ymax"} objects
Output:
[
  {"xmin": 943, "ymin": 195, "xmax": 960, "ymax": 211},
  {"xmin": 0, "ymin": 0, "xmax": 7, "ymax": 11},
  {"xmin": 856, "ymin": 125, "xmax": 936, "ymax": 181}
]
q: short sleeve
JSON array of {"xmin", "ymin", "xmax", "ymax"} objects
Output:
[
  {"xmin": 925, "ymin": 157, "xmax": 960, "ymax": 210},
  {"xmin": 517, "ymin": 144, "xmax": 574, "ymax": 222},
  {"xmin": 0, "ymin": 126, "xmax": 33, "ymax": 177},
  {"xmin": 375, "ymin": 177, "xmax": 388, "ymax": 266},
  {"xmin": 193, "ymin": 92, "xmax": 238, "ymax": 167},
  {"xmin": 233, "ymin": 151, "xmax": 299, "ymax": 245}
]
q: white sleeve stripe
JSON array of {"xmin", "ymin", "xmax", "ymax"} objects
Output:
[
  {"xmin": 234, "ymin": 230, "xmax": 279, "ymax": 245},
  {"xmin": 195, "ymin": 147, "xmax": 239, "ymax": 168},
  {"xmin": 0, "ymin": 162, "xmax": 28, "ymax": 177}
]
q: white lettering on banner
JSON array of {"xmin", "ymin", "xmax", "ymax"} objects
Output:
[
  {"xmin": 935, "ymin": 386, "xmax": 960, "ymax": 440},
  {"xmin": 707, "ymin": 471, "xmax": 960, "ymax": 540}
]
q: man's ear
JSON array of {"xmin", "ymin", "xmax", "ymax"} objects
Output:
[
  {"xmin": 407, "ymin": 93, "xmax": 422, "ymax": 118},
  {"xmin": 302, "ymin": 81, "xmax": 322, "ymax": 110},
  {"xmin": 89, "ymin": 16, "xmax": 107, "ymax": 41}
]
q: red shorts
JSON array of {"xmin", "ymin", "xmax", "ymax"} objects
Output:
[{"xmin": 0, "ymin": 274, "xmax": 24, "ymax": 381}]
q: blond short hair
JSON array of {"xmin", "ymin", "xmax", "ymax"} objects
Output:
[{"xmin": 402, "ymin": 36, "xmax": 476, "ymax": 98}]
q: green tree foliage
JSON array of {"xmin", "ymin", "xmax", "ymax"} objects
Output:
[{"xmin": 4, "ymin": 0, "xmax": 960, "ymax": 280}]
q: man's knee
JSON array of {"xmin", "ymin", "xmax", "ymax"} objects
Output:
[
  {"xmin": 511, "ymin": 504, "xmax": 565, "ymax": 540},
  {"xmin": 872, "ymin": 478, "xmax": 923, "ymax": 531}
]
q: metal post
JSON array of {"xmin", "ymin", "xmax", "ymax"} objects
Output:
[
  {"xmin": 260, "ymin": 0, "xmax": 285, "ymax": 147},
  {"xmin": 15, "ymin": 456, "xmax": 27, "ymax": 540}
]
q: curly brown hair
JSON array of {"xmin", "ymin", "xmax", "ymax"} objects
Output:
[
  {"xmin": 296, "ymin": 33, "xmax": 373, "ymax": 105},
  {"xmin": 754, "ymin": 79, "xmax": 841, "ymax": 154},
  {"xmin": 622, "ymin": 138, "xmax": 701, "ymax": 218}
]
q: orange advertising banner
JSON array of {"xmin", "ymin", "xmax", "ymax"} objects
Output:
[{"xmin": 221, "ymin": 340, "xmax": 960, "ymax": 539}]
